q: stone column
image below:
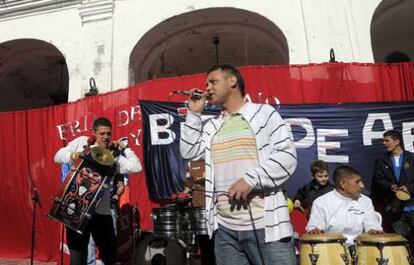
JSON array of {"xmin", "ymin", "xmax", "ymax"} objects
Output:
[{"xmin": 78, "ymin": 0, "xmax": 114, "ymax": 97}]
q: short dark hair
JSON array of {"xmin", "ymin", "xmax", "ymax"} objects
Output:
[
  {"xmin": 93, "ymin": 117, "xmax": 112, "ymax": 131},
  {"xmin": 207, "ymin": 64, "xmax": 245, "ymax": 96},
  {"xmin": 333, "ymin": 165, "xmax": 360, "ymax": 188},
  {"xmin": 310, "ymin": 160, "xmax": 329, "ymax": 175},
  {"xmin": 384, "ymin": 129, "xmax": 403, "ymax": 147}
]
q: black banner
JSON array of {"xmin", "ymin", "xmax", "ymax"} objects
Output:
[{"xmin": 140, "ymin": 100, "xmax": 414, "ymax": 200}]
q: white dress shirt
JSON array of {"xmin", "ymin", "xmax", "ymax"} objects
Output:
[{"xmin": 306, "ymin": 190, "xmax": 382, "ymax": 245}]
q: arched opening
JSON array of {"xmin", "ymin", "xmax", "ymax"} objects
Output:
[
  {"xmin": 371, "ymin": 0, "xmax": 414, "ymax": 63},
  {"xmin": 0, "ymin": 39, "xmax": 69, "ymax": 112},
  {"xmin": 129, "ymin": 7, "xmax": 289, "ymax": 85}
]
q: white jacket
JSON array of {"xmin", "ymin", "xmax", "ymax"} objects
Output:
[
  {"xmin": 180, "ymin": 102, "xmax": 297, "ymax": 242},
  {"xmin": 54, "ymin": 136, "xmax": 142, "ymax": 174},
  {"xmin": 306, "ymin": 190, "xmax": 383, "ymax": 245}
]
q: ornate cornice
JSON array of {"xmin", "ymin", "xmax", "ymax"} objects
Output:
[
  {"xmin": 78, "ymin": 0, "xmax": 113, "ymax": 24},
  {"xmin": 0, "ymin": 0, "xmax": 80, "ymax": 20}
]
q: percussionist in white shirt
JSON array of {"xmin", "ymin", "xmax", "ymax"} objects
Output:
[{"xmin": 306, "ymin": 165, "xmax": 383, "ymax": 245}]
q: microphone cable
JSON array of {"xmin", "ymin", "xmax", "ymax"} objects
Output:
[
  {"xmin": 194, "ymin": 189, "xmax": 266, "ymax": 265},
  {"xmin": 247, "ymin": 203, "xmax": 266, "ymax": 265}
]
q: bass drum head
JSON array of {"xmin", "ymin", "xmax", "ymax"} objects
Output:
[{"xmin": 135, "ymin": 235, "xmax": 187, "ymax": 265}]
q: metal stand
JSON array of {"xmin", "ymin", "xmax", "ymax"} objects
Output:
[
  {"xmin": 132, "ymin": 206, "xmax": 139, "ymax": 264},
  {"xmin": 308, "ymin": 244, "xmax": 319, "ymax": 265},
  {"xmin": 30, "ymin": 188, "xmax": 41, "ymax": 265},
  {"xmin": 60, "ymin": 225, "xmax": 65, "ymax": 265}
]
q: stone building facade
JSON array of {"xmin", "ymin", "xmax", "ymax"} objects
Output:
[{"xmin": 0, "ymin": 0, "xmax": 412, "ymax": 111}]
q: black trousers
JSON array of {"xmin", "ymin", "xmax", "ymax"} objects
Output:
[
  {"xmin": 197, "ymin": 234, "xmax": 215, "ymax": 265},
  {"xmin": 66, "ymin": 213, "xmax": 117, "ymax": 265}
]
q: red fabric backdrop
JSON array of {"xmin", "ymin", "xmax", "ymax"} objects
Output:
[{"xmin": 0, "ymin": 63, "xmax": 413, "ymax": 261}]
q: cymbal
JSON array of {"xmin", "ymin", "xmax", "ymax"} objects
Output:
[
  {"xmin": 396, "ymin": 190, "xmax": 411, "ymax": 201},
  {"xmin": 90, "ymin": 146, "xmax": 115, "ymax": 166}
]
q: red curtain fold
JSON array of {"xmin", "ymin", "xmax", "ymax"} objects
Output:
[{"xmin": 0, "ymin": 62, "xmax": 413, "ymax": 261}]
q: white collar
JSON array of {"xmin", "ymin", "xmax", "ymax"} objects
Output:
[{"xmin": 333, "ymin": 189, "xmax": 357, "ymax": 202}]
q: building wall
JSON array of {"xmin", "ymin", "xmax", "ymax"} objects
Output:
[{"xmin": 0, "ymin": 0, "xmax": 383, "ymax": 102}]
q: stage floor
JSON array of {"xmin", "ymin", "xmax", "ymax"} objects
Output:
[{"xmin": 0, "ymin": 259, "xmax": 56, "ymax": 265}]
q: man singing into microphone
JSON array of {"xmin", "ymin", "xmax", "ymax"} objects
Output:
[
  {"xmin": 54, "ymin": 117, "xmax": 141, "ymax": 265},
  {"xmin": 180, "ymin": 65, "xmax": 297, "ymax": 265}
]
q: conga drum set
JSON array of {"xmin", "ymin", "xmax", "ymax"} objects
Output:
[
  {"xmin": 355, "ymin": 233, "xmax": 414, "ymax": 265},
  {"xmin": 300, "ymin": 233, "xmax": 351, "ymax": 265},
  {"xmin": 299, "ymin": 233, "xmax": 414, "ymax": 265},
  {"xmin": 48, "ymin": 146, "xmax": 115, "ymax": 234},
  {"xmin": 135, "ymin": 203, "xmax": 208, "ymax": 265}
]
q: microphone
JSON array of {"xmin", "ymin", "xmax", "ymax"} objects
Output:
[{"xmin": 172, "ymin": 90, "xmax": 203, "ymax": 100}]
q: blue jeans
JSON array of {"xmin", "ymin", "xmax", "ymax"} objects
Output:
[
  {"xmin": 214, "ymin": 225, "xmax": 296, "ymax": 265},
  {"xmin": 87, "ymin": 236, "xmax": 97, "ymax": 265}
]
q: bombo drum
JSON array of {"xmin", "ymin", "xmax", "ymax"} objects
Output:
[
  {"xmin": 48, "ymin": 146, "xmax": 115, "ymax": 234},
  {"xmin": 300, "ymin": 233, "xmax": 351, "ymax": 265},
  {"xmin": 355, "ymin": 233, "xmax": 414, "ymax": 265},
  {"xmin": 135, "ymin": 235, "xmax": 187, "ymax": 265}
]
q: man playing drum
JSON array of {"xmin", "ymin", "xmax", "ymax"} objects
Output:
[
  {"xmin": 306, "ymin": 165, "xmax": 383, "ymax": 246},
  {"xmin": 54, "ymin": 117, "xmax": 142, "ymax": 265}
]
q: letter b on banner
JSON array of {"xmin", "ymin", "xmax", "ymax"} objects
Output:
[{"xmin": 149, "ymin": 114, "xmax": 176, "ymax": 145}]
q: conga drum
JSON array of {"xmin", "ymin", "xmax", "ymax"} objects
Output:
[
  {"xmin": 355, "ymin": 233, "xmax": 414, "ymax": 265},
  {"xmin": 300, "ymin": 233, "xmax": 351, "ymax": 265}
]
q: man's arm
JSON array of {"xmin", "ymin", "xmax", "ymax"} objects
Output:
[
  {"xmin": 54, "ymin": 136, "xmax": 88, "ymax": 164},
  {"xmin": 363, "ymin": 198, "xmax": 383, "ymax": 232},
  {"xmin": 243, "ymin": 107, "xmax": 297, "ymax": 190},
  {"xmin": 402, "ymin": 154, "xmax": 414, "ymax": 194},
  {"xmin": 180, "ymin": 90, "xmax": 210, "ymax": 161},
  {"xmin": 372, "ymin": 159, "xmax": 393, "ymax": 193},
  {"xmin": 293, "ymin": 184, "xmax": 308, "ymax": 208},
  {"xmin": 112, "ymin": 177, "xmax": 125, "ymax": 200},
  {"xmin": 306, "ymin": 201, "xmax": 326, "ymax": 233},
  {"xmin": 294, "ymin": 184, "xmax": 308, "ymax": 203},
  {"xmin": 183, "ymin": 177, "xmax": 194, "ymax": 195},
  {"xmin": 117, "ymin": 148, "xmax": 142, "ymax": 174},
  {"xmin": 179, "ymin": 112, "xmax": 207, "ymax": 161}
]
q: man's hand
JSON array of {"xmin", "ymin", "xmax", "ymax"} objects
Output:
[
  {"xmin": 399, "ymin": 185, "xmax": 409, "ymax": 193},
  {"xmin": 115, "ymin": 140, "xmax": 127, "ymax": 150},
  {"xmin": 112, "ymin": 137, "xmax": 128, "ymax": 151},
  {"xmin": 368, "ymin": 229, "xmax": 384, "ymax": 234},
  {"xmin": 308, "ymin": 228, "xmax": 324, "ymax": 234},
  {"xmin": 70, "ymin": 152, "xmax": 81, "ymax": 162},
  {"xmin": 187, "ymin": 89, "xmax": 208, "ymax": 114},
  {"xmin": 228, "ymin": 179, "xmax": 253, "ymax": 201},
  {"xmin": 111, "ymin": 194, "xmax": 120, "ymax": 217},
  {"xmin": 111, "ymin": 194, "xmax": 119, "ymax": 202},
  {"xmin": 391, "ymin": 184, "xmax": 398, "ymax": 192},
  {"xmin": 183, "ymin": 186, "xmax": 192, "ymax": 195},
  {"xmin": 294, "ymin": 200, "xmax": 301, "ymax": 208}
]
